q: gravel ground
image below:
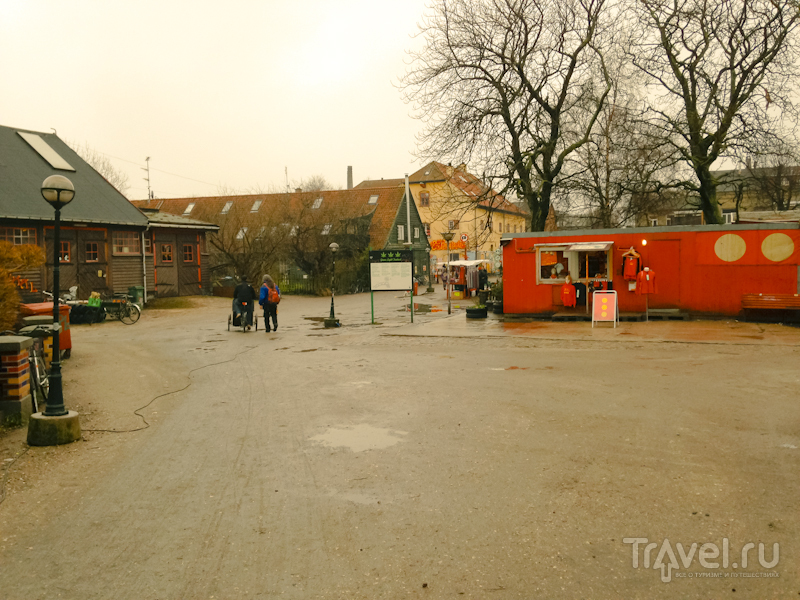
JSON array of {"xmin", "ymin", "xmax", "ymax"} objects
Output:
[{"xmin": 0, "ymin": 291, "xmax": 798, "ymax": 599}]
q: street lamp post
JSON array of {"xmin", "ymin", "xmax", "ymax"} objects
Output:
[
  {"xmin": 426, "ymin": 246, "xmax": 434, "ymax": 293},
  {"xmin": 441, "ymin": 231, "xmax": 454, "ymax": 314},
  {"xmin": 325, "ymin": 242, "xmax": 340, "ymax": 328},
  {"xmin": 41, "ymin": 176, "xmax": 73, "ymax": 417},
  {"xmin": 28, "ymin": 175, "xmax": 81, "ymax": 446}
]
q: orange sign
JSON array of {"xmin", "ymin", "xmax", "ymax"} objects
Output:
[
  {"xmin": 541, "ymin": 251, "xmax": 557, "ymax": 266},
  {"xmin": 592, "ymin": 291, "xmax": 618, "ymax": 327},
  {"xmin": 430, "ymin": 239, "xmax": 466, "ymax": 251}
]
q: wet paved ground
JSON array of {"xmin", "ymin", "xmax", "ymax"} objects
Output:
[{"xmin": 0, "ymin": 290, "xmax": 798, "ymax": 599}]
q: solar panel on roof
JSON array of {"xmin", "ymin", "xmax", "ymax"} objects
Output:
[{"xmin": 18, "ymin": 132, "xmax": 75, "ymax": 171}]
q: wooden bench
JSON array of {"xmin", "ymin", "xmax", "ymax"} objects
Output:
[{"xmin": 742, "ymin": 293, "xmax": 800, "ymax": 321}]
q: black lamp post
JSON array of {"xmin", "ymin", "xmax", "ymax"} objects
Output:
[
  {"xmin": 41, "ymin": 175, "xmax": 74, "ymax": 417},
  {"xmin": 325, "ymin": 242, "xmax": 340, "ymax": 327},
  {"xmin": 426, "ymin": 245, "xmax": 434, "ymax": 293},
  {"xmin": 441, "ymin": 231, "xmax": 454, "ymax": 314}
]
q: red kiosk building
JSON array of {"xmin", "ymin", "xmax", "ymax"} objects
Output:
[{"xmin": 500, "ymin": 224, "xmax": 800, "ymax": 317}]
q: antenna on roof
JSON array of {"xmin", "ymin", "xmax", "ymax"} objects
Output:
[
  {"xmin": 285, "ymin": 166, "xmax": 289, "ymax": 194},
  {"xmin": 143, "ymin": 157, "xmax": 152, "ymax": 200}
]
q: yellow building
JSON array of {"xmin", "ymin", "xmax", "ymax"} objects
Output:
[{"xmin": 407, "ymin": 162, "xmax": 528, "ymax": 271}]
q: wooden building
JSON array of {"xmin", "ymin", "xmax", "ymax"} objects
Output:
[{"xmin": 0, "ymin": 124, "xmax": 216, "ymax": 301}]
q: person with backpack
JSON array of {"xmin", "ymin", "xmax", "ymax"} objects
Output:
[{"xmin": 259, "ymin": 274, "xmax": 281, "ymax": 332}]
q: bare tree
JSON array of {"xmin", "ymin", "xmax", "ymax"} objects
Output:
[
  {"xmin": 67, "ymin": 141, "xmax": 130, "ymax": 196},
  {"xmin": 403, "ymin": 0, "xmax": 612, "ymax": 231},
  {"xmin": 282, "ymin": 193, "xmax": 370, "ymax": 293},
  {"xmin": 566, "ymin": 84, "xmax": 680, "ymax": 228},
  {"xmin": 206, "ymin": 197, "xmax": 290, "ymax": 282},
  {"xmin": 629, "ymin": 0, "xmax": 800, "ymax": 224},
  {"xmin": 298, "ymin": 175, "xmax": 334, "ymax": 192}
]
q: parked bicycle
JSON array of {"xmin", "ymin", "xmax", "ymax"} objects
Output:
[
  {"xmin": 0, "ymin": 325, "xmax": 51, "ymax": 412},
  {"xmin": 102, "ymin": 293, "xmax": 141, "ymax": 324}
]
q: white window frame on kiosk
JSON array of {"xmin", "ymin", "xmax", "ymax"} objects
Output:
[{"xmin": 534, "ymin": 242, "xmax": 614, "ymax": 285}]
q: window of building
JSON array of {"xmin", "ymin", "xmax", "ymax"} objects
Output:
[
  {"xmin": 448, "ymin": 220, "xmax": 459, "ymax": 230},
  {"xmin": 161, "ymin": 244, "xmax": 173, "ymax": 263},
  {"xmin": 368, "ymin": 194, "xmax": 379, "ymax": 204},
  {"xmin": 419, "ymin": 192, "xmax": 430, "ymax": 207},
  {"xmin": 183, "ymin": 244, "xmax": 194, "ymax": 262},
  {"xmin": 236, "ymin": 227, "xmax": 248, "ymax": 240},
  {"xmin": 251, "ymin": 200, "xmax": 262, "ymax": 213},
  {"xmin": 221, "ymin": 201, "xmax": 233, "ymax": 214},
  {"xmin": 112, "ymin": 231, "xmax": 141, "ymax": 255},
  {"xmin": 85, "ymin": 242, "xmax": 99, "ymax": 262},
  {"xmin": 536, "ymin": 243, "xmax": 612, "ymax": 284},
  {"xmin": 723, "ymin": 212, "xmax": 735, "ymax": 224},
  {"xmin": 59, "ymin": 241, "xmax": 71, "ymax": 263},
  {"xmin": 650, "ymin": 218, "xmax": 658, "ymax": 227},
  {"xmin": 312, "ymin": 197, "xmax": 323, "ymax": 209},
  {"xmin": 183, "ymin": 202, "xmax": 195, "ymax": 216},
  {"xmin": 414, "ymin": 227, "xmax": 420, "ymax": 239},
  {"xmin": 0, "ymin": 227, "xmax": 36, "ymax": 245},
  {"xmin": 321, "ymin": 223, "xmax": 332, "ymax": 235},
  {"xmin": 424, "ymin": 223, "xmax": 431, "ymax": 236},
  {"xmin": 499, "ymin": 222, "xmax": 503, "ymax": 233},
  {"xmin": 144, "ymin": 237, "xmax": 153, "ymax": 255},
  {"xmin": 397, "ymin": 224, "xmax": 405, "ymax": 241}
]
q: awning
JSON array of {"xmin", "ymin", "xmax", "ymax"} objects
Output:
[
  {"xmin": 447, "ymin": 259, "xmax": 492, "ymax": 267},
  {"xmin": 564, "ymin": 242, "xmax": 613, "ymax": 252}
]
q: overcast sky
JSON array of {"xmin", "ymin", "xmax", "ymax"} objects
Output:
[{"xmin": 0, "ymin": 1, "xmax": 431, "ymax": 199}]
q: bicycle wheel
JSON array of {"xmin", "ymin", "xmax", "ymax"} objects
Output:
[
  {"xmin": 120, "ymin": 303, "xmax": 141, "ymax": 324},
  {"xmin": 31, "ymin": 355, "xmax": 49, "ymax": 411}
]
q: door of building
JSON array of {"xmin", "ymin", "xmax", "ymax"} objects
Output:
[{"xmin": 646, "ymin": 240, "xmax": 681, "ymax": 309}]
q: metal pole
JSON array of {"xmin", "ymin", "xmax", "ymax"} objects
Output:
[
  {"xmin": 329, "ymin": 253, "xmax": 336, "ymax": 320},
  {"xmin": 405, "ymin": 175, "xmax": 412, "ymax": 245},
  {"xmin": 44, "ymin": 207, "xmax": 67, "ymax": 417},
  {"xmin": 447, "ymin": 239, "xmax": 451, "ymax": 315}
]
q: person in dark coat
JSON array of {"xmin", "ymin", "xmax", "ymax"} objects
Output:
[
  {"xmin": 259, "ymin": 274, "xmax": 281, "ymax": 332},
  {"xmin": 478, "ymin": 265, "xmax": 489, "ymax": 290},
  {"xmin": 233, "ymin": 275, "xmax": 256, "ymax": 329}
]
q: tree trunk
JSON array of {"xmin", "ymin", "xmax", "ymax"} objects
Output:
[{"xmin": 696, "ymin": 166, "xmax": 723, "ymax": 224}]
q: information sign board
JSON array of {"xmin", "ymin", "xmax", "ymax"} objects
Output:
[{"xmin": 369, "ymin": 250, "xmax": 413, "ymax": 291}]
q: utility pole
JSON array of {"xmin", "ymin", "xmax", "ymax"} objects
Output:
[{"xmin": 142, "ymin": 157, "xmax": 152, "ymax": 200}]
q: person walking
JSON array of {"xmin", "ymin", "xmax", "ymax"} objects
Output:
[
  {"xmin": 259, "ymin": 274, "xmax": 281, "ymax": 332},
  {"xmin": 441, "ymin": 267, "xmax": 448, "ymax": 291},
  {"xmin": 233, "ymin": 275, "xmax": 257, "ymax": 330}
]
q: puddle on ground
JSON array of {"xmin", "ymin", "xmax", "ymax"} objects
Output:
[
  {"xmin": 396, "ymin": 303, "xmax": 443, "ymax": 313},
  {"xmin": 328, "ymin": 490, "xmax": 380, "ymax": 505},
  {"xmin": 310, "ymin": 424, "xmax": 408, "ymax": 452}
]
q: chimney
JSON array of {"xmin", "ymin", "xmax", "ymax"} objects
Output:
[
  {"xmin": 347, "ymin": 166, "xmax": 353, "ymax": 189},
  {"xmin": 295, "ymin": 188, "xmax": 302, "ymax": 193}
]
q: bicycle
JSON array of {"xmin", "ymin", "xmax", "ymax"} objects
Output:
[
  {"xmin": 1, "ymin": 325, "xmax": 51, "ymax": 413},
  {"xmin": 103, "ymin": 293, "xmax": 141, "ymax": 325}
]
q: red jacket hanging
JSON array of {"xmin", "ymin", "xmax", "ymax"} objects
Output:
[
  {"xmin": 561, "ymin": 283, "xmax": 577, "ymax": 307},
  {"xmin": 623, "ymin": 255, "xmax": 640, "ymax": 281},
  {"xmin": 636, "ymin": 269, "xmax": 658, "ymax": 295}
]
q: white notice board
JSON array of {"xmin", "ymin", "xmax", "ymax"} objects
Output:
[{"xmin": 370, "ymin": 261, "xmax": 412, "ymax": 291}]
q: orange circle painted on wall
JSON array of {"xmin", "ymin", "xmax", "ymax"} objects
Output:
[
  {"xmin": 714, "ymin": 234, "xmax": 747, "ymax": 262},
  {"xmin": 761, "ymin": 233, "xmax": 794, "ymax": 262}
]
